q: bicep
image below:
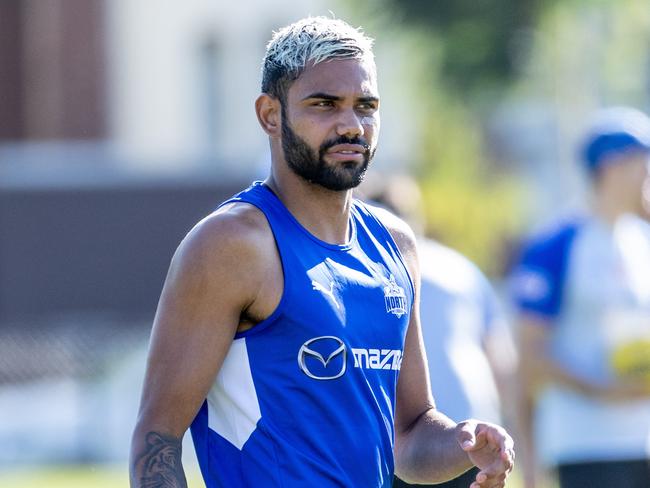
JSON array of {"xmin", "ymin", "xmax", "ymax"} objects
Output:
[
  {"xmin": 136, "ymin": 222, "xmax": 261, "ymax": 436},
  {"xmin": 395, "ymin": 305, "xmax": 436, "ymax": 435},
  {"xmin": 516, "ymin": 314, "xmax": 554, "ymax": 395},
  {"xmin": 369, "ymin": 206, "xmax": 436, "ymax": 433},
  {"xmin": 518, "ymin": 314, "xmax": 552, "ymax": 356},
  {"xmin": 390, "ymin": 227, "xmax": 435, "ymax": 434}
]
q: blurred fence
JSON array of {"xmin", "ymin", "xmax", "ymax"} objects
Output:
[{"xmin": 0, "ymin": 175, "xmax": 246, "ymax": 466}]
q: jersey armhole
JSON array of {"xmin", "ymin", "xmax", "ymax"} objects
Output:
[
  {"xmin": 219, "ymin": 200, "xmax": 289, "ymax": 339},
  {"xmin": 353, "ymin": 201, "xmax": 416, "ymax": 305}
]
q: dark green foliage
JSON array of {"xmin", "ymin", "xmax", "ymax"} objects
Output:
[{"xmin": 382, "ymin": 0, "xmax": 554, "ymax": 96}]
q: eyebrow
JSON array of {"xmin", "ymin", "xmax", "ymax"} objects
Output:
[{"xmin": 302, "ymin": 92, "xmax": 379, "ymax": 103}]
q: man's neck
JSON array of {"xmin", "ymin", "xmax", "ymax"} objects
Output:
[
  {"xmin": 592, "ymin": 190, "xmax": 638, "ymax": 226},
  {"xmin": 264, "ymin": 172, "xmax": 354, "ymax": 245}
]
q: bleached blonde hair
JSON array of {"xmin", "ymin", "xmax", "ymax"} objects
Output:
[{"xmin": 261, "ymin": 16, "xmax": 375, "ymax": 104}]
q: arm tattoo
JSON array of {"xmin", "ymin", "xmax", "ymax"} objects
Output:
[{"xmin": 134, "ymin": 431, "xmax": 187, "ymax": 488}]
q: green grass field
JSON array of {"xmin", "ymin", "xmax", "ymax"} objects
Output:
[
  {"xmin": 0, "ymin": 465, "xmax": 533, "ymax": 488},
  {"xmin": 0, "ymin": 465, "xmax": 205, "ymax": 488}
]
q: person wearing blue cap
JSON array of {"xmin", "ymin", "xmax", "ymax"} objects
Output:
[{"xmin": 510, "ymin": 107, "xmax": 650, "ymax": 488}]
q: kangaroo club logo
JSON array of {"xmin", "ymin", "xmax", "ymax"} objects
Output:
[{"xmin": 383, "ymin": 274, "xmax": 407, "ymax": 318}]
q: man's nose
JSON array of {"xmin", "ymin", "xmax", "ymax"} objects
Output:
[{"xmin": 336, "ymin": 108, "xmax": 364, "ymax": 139}]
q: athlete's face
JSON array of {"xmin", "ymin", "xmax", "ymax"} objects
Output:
[
  {"xmin": 620, "ymin": 152, "xmax": 650, "ymax": 214},
  {"xmin": 281, "ymin": 58, "xmax": 380, "ymax": 191},
  {"xmin": 638, "ymin": 154, "xmax": 650, "ymax": 217},
  {"xmin": 600, "ymin": 151, "xmax": 650, "ymax": 215}
]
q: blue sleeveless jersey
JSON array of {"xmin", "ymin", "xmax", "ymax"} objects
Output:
[{"xmin": 190, "ymin": 182, "xmax": 414, "ymax": 487}]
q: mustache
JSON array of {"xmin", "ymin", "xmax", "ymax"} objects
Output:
[{"xmin": 319, "ymin": 136, "xmax": 371, "ymax": 155}]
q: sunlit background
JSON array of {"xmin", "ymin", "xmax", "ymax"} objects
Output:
[{"xmin": 1, "ymin": 0, "xmax": 649, "ymax": 486}]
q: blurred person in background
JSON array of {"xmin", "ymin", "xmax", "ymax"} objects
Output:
[
  {"xmin": 511, "ymin": 106, "xmax": 650, "ymax": 488},
  {"xmin": 129, "ymin": 16, "xmax": 514, "ymax": 488},
  {"xmin": 361, "ymin": 175, "xmax": 517, "ymax": 488}
]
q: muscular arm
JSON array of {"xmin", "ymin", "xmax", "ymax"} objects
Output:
[
  {"xmin": 393, "ymin": 295, "xmax": 475, "ymax": 483},
  {"xmin": 129, "ymin": 205, "xmax": 274, "ymax": 487},
  {"xmin": 374, "ymin": 207, "xmax": 513, "ymax": 486}
]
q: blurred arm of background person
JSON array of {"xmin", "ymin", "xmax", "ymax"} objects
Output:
[
  {"xmin": 359, "ymin": 174, "xmax": 517, "ymax": 488},
  {"xmin": 512, "ymin": 226, "xmax": 650, "ymax": 488},
  {"xmin": 516, "ymin": 316, "xmax": 650, "ymax": 488},
  {"xmin": 510, "ymin": 106, "xmax": 650, "ymax": 488},
  {"xmin": 512, "ymin": 229, "xmax": 618, "ymax": 488}
]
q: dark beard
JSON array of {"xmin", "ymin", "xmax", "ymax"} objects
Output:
[{"xmin": 281, "ymin": 116, "xmax": 374, "ymax": 191}]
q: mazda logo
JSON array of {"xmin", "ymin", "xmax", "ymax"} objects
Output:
[{"xmin": 297, "ymin": 336, "xmax": 347, "ymax": 380}]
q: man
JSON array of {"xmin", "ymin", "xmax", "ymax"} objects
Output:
[
  {"xmin": 511, "ymin": 107, "xmax": 650, "ymax": 488},
  {"xmin": 362, "ymin": 176, "xmax": 517, "ymax": 488},
  {"xmin": 130, "ymin": 17, "xmax": 514, "ymax": 488}
]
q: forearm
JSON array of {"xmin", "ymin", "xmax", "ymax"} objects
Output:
[
  {"xmin": 130, "ymin": 426, "xmax": 187, "ymax": 488},
  {"xmin": 394, "ymin": 408, "xmax": 473, "ymax": 484},
  {"xmin": 539, "ymin": 358, "xmax": 650, "ymax": 400},
  {"xmin": 520, "ymin": 321, "xmax": 601, "ymax": 397},
  {"xmin": 533, "ymin": 356, "xmax": 593, "ymax": 393}
]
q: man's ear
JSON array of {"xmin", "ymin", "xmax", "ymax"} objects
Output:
[{"xmin": 255, "ymin": 94, "xmax": 282, "ymax": 137}]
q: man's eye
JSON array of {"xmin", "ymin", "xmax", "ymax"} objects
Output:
[
  {"xmin": 314, "ymin": 100, "xmax": 334, "ymax": 107},
  {"xmin": 357, "ymin": 103, "xmax": 376, "ymax": 112}
]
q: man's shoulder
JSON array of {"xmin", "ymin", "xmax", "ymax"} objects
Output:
[
  {"xmin": 521, "ymin": 215, "xmax": 586, "ymax": 254},
  {"xmin": 510, "ymin": 215, "xmax": 587, "ymax": 317},
  {"xmin": 204, "ymin": 201, "xmax": 271, "ymax": 236},
  {"xmin": 176, "ymin": 202, "xmax": 274, "ymax": 270},
  {"xmin": 418, "ymin": 239, "xmax": 476, "ymax": 271},
  {"xmin": 360, "ymin": 201, "xmax": 418, "ymax": 253},
  {"xmin": 418, "ymin": 239, "xmax": 486, "ymax": 292}
]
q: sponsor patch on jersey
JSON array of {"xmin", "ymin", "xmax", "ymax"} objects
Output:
[
  {"xmin": 297, "ymin": 336, "xmax": 347, "ymax": 380},
  {"xmin": 298, "ymin": 336, "xmax": 403, "ymax": 379},
  {"xmin": 351, "ymin": 348, "xmax": 403, "ymax": 371}
]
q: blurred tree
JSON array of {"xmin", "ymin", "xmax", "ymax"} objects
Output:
[
  {"xmin": 515, "ymin": 0, "xmax": 650, "ymax": 108},
  {"xmin": 343, "ymin": 0, "xmax": 650, "ymax": 276},
  {"xmin": 339, "ymin": 2, "xmax": 533, "ymax": 275},
  {"xmin": 416, "ymin": 97, "xmax": 524, "ymax": 276},
  {"xmin": 377, "ymin": 0, "xmax": 556, "ymax": 99}
]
